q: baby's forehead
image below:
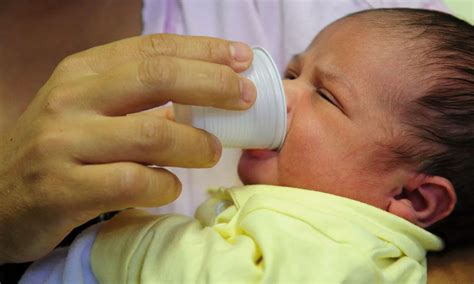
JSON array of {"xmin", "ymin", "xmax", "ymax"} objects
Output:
[
  {"xmin": 309, "ymin": 14, "xmax": 406, "ymax": 50},
  {"xmin": 297, "ymin": 16, "xmax": 428, "ymax": 115},
  {"xmin": 303, "ymin": 18, "xmax": 411, "ymax": 71}
]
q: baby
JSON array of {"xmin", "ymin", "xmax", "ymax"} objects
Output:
[{"xmin": 21, "ymin": 8, "xmax": 473, "ymax": 284}]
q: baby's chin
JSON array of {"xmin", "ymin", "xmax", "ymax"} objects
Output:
[{"xmin": 238, "ymin": 149, "xmax": 280, "ymax": 185}]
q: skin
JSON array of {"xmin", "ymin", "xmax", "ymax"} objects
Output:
[
  {"xmin": 0, "ymin": 1, "xmax": 471, "ymax": 280},
  {"xmin": 0, "ymin": 2, "xmax": 257, "ymax": 264},
  {"xmin": 428, "ymin": 248, "xmax": 474, "ymax": 283},
  {"xmin": 238, "ymin": 16, "xmax": 456, "ymax": 228},
  {"xmin": 240, "ymin": 17, "xmax": 474, "ymax": 280}
]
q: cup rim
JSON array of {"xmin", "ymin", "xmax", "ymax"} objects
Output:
[{"xmin": 253, "ymin": 47, "xmax": 287, "ymax": 150}]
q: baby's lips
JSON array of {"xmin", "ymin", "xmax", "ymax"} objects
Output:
[{"xmin": 244, "ymin": 149, "xmax": 279, "ymax": 159}]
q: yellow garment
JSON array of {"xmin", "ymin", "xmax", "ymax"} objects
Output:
[{"xmin": 91, "ymin": 185, "xmax": 442, "ymax": 283}]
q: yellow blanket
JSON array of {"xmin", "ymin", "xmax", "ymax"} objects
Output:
[{"xmin": 91, "ymin": 185, "xmax": 442, "ymax": 283}]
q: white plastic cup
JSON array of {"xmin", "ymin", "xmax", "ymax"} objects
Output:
[{"xmin": 173, "ymin": 47, "xmax": 287, "ymax": 150}]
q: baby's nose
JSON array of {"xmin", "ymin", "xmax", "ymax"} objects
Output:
[
  {"xmin": 282, "ymin": 79, "xmax": 313, "ymax": 113},
  {"xmin": 282, "ymin": 80, "xmax": 298, "ymax": 136},
  {"xmin": 282, "ymin": 80, "xmax": 298, "ymax": 114}
]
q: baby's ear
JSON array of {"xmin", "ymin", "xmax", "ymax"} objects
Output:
[{"xmin": 387, "ymin": 174, "xmax": 457, "ymax": 228}]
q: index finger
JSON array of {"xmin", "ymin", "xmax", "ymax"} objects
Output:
[{"xmin": 54, "ymin": 34, "xmax": 253, "ymax": 79}]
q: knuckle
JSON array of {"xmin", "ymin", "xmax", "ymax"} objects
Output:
[
  {"xmin": 139, "ymin": 118, "xmax": 163, "ymax": 139},
  {"xmin": 49, "ymin": 53, "xmax": 89, "ymax": 83},
  {"xmin": 42, "ymin": 84, "xmax": 72, "ymax": 114},
  {"xmin": 138, "ymin": 119, "xmax": 172, "ymax": 150},
  {"xmin": 55, "ymin": 54, "xmax": 81, "ymax": 74},
  {"xmin": 204, "ymin": 39, "xmax": 229, "ymax": 62},
  {"xmin": 140, "ymin": 34, "xmax": 178, "ymax": 57},
  {"xmin": 56, "ymin": 55, "xmax": 74, "ymax": 72},
  {"xmin": 215, "ymin": 65, "xmax": 236, "ymax": 99},
  {"xmin": 116, "ymin": 165, "xmax": 147, "ymax": 198},
  {"xmin": 31, "ymin": 131, "xmax": 66, "ymax": 158},
  {"xmin": 137, "ymin": 56, "xmax": 179, "ymax": 89},
  {"xmin": 205, "ymin": 40, "xmax": 217, "ymax": 60}
]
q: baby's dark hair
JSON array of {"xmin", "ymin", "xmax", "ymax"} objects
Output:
[{"xmin": 348, "ymin": 8, "xmax": 473, "ymax": 249}]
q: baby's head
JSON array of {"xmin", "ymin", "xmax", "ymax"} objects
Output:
[{"xmin": 238, "ymin": 8, "xmax": 473, "ymax": 248}]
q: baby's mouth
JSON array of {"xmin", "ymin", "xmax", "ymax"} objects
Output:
[
  {"xmin": 243, "ymin": 148, "xmax": 279, "ymax": 159},
  {"xmin": 242, "ymin": 131, "xmax": 286, "ymax": 159}
]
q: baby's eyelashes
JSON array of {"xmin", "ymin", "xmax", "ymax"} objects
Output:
[
  {"xmin": 284, "ymin": 69, "xmax": 298, "ymax": 80},
  {"xmin": 316, "ymin": 88, "xmax": 337, "ymax": 106}
]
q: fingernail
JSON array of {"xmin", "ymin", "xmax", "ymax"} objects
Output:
[
  {"xmin": 211, "ymin": 135, "xmax": 222, "ymax": 164},
  {"xmin": 240, "ymin": 77, "xmax": 257, "ymax": 105},
  {"xmin": 230, "ymin": 42, "xmax": 252, "ymax": 62}
]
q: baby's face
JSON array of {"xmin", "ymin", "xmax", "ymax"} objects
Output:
[{"xmin": 239, "ymin": 17, "xmax": 422, "ymax": 210}]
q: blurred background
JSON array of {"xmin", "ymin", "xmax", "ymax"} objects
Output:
[{"xmin": 444, "ymin": 0, "xmax": 474, "ymax": 23}]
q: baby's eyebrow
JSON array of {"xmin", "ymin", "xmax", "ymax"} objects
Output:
[
  {"xmin": 317, "ymin": 66, "xmax": 355, "ymax": 94},
  {"xmin": 289, "ymin": 54, "xmax": 354, "ymax": 91},
  {"xmin": 316, "ymin": 65, "xmax": 358, "ymax": 111},
  {"xmin": 288, "ymin": 54, "xmax": 302, "ymax": 66},
  {"xmin": 290, "ymin": 53, "xmax": 357, "ymax": 107}
]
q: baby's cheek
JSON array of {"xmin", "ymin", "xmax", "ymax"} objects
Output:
[{"xmin": 278, "ymin": 128, "xmax": 323, "ymax": 187}]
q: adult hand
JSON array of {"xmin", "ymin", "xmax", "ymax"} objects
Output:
[{"xmin": 0, "ymin": 34, "xmax": 256, "ymax": 264}]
